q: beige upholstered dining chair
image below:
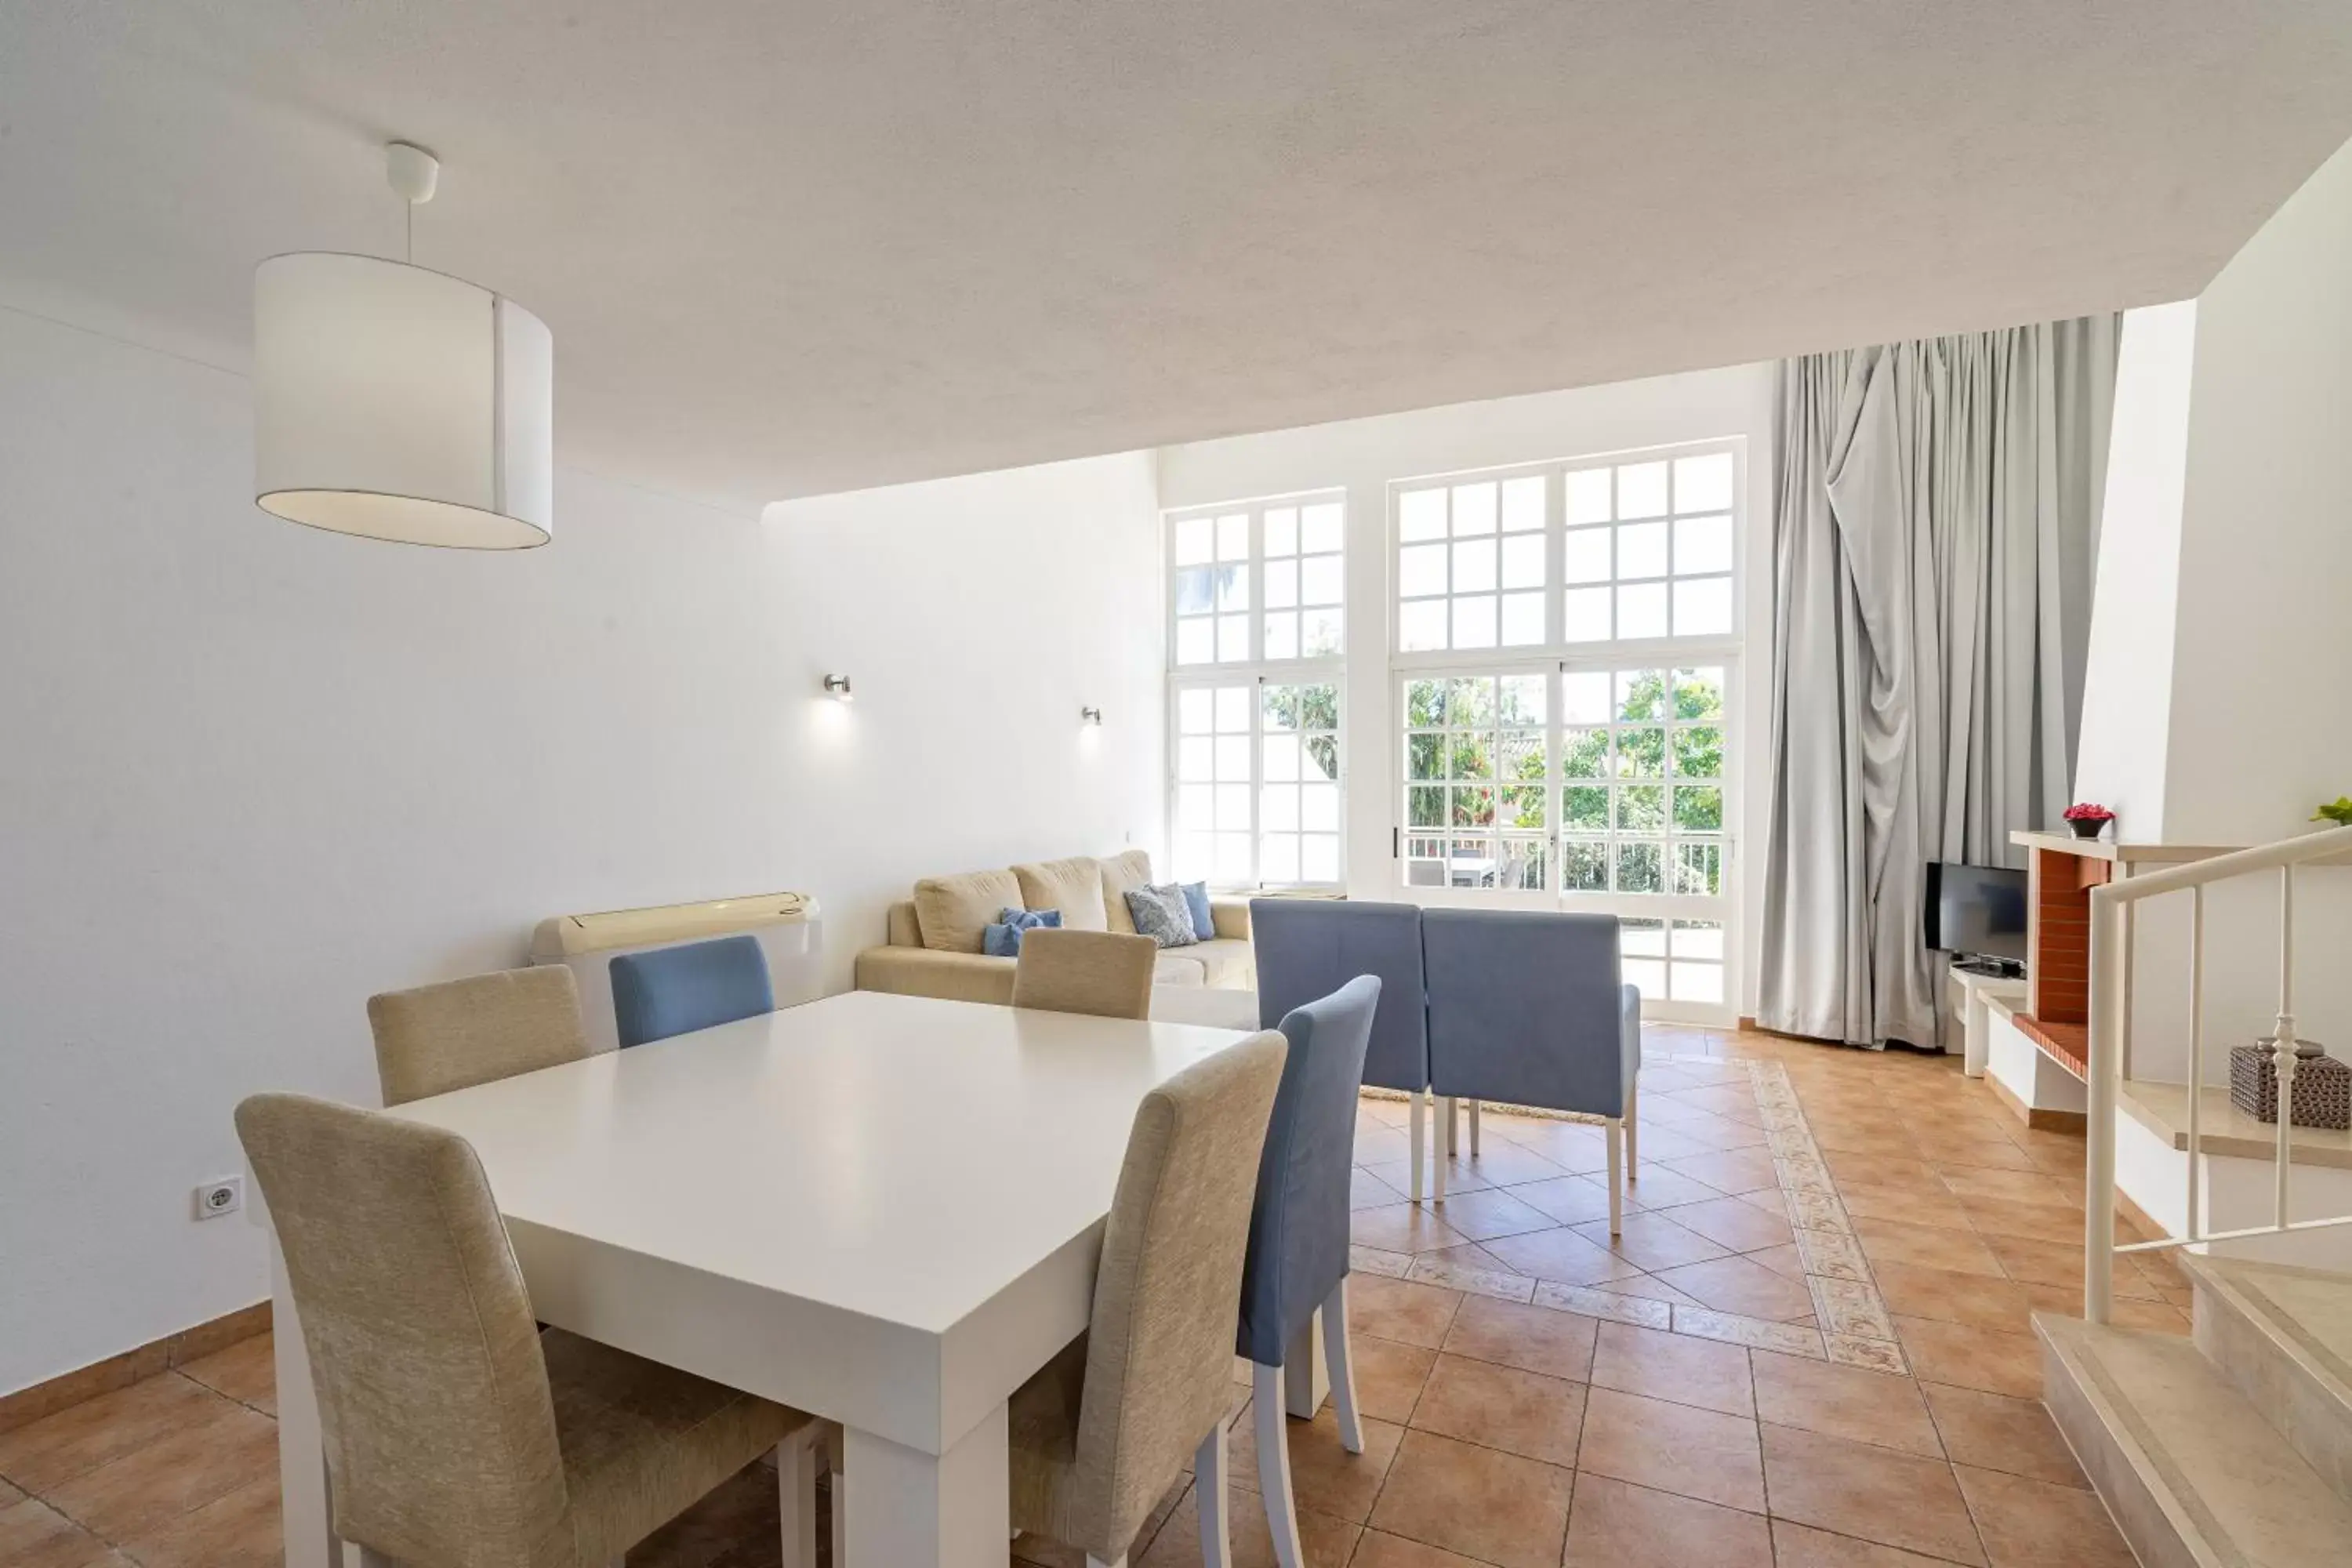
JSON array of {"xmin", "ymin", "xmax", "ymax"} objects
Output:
[
  {"xmin": 236, "ymin": 1093, "xmax": 827, "ymax": 1568},
  {"xmin": 367, "ymin": 964, "xmax": 590, "ymax": 1107},
  {"xmin": 1006, "ymin": 1029, "xmax": 1288, "ymax": 1568},
  {"xmin": 1011, "ymin": 928, "xmax": 1159, "ymax": 1020}
]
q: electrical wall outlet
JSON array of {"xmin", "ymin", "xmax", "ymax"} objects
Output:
[{"xmin": 193, "ymin": 1175, "xmax": 243, "ymax": 1221}]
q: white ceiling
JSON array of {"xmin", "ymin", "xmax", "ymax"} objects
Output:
[{"xmin": 6, "ymin": 3, "xmax": 2352, "ymax": 511}]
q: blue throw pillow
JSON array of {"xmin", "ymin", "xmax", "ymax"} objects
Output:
[
  {"xmin": 1181, "ymin": 881, "xmax": 1214, "ymax": 940},
  {"xmin": 982, "ymin": 906, "xmax": 1060, "ymax": 958}
]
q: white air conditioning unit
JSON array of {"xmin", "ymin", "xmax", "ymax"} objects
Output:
[{"xmin": 530, "ymin": 892, "xmax": 824, "ymax": 1052}]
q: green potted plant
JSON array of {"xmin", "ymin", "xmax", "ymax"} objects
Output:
[{"xmin": 2313, "ymin": 797, "xmax": 2352, "ymax": 827}]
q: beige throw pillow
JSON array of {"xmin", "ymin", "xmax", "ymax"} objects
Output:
[
  {"xmin": 1011, "ymin": 856, "xmax": 1108, "ymax": 931},
  {"xmin": 913, "ymin": 868, "xmax": 1023, "ymax": 953}
]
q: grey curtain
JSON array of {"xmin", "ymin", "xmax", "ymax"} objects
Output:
[{"xmin": 1758, "ymin": 318, "xmax": 2118, "ymax": 1047}]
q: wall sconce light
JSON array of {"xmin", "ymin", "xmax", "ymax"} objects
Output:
[
  {"xmin": 823, "ymin": 674, "xmax": 855, "ymax": 702},
  {"xmin": 1080, "ymin": 706, "xmax": 1103, "ymax": 726}
]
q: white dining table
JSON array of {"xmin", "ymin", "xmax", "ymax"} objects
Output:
[{"xmin": 267, "ymin": 989, "xmax": 1256, "ymax": 1568}]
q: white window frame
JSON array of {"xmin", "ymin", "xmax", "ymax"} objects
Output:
[
  {"xmin": 1393, "ymin": 659, "xmax": 1735, "ymax": 909},
  {"xmin": 1388, "ymin": 444, "xmax": 1740, "ymax": 665},
  {"xmin": 1166, "ymin": 491, "xmax": 1347, "ymax": 672},
  {"xmin": 1165, "ymin": 491, "xmax": 1348, "ymax": 892},
  {"xmin": 1385, "ymin": 440, "xmax": 1744, "ymax": 1022}
]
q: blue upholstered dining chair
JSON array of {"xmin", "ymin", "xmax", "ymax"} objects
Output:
[
  {"xmin": 1236, "ymin": 975, "xmax": 1379, "ymax": 1568},
  {"xmin": 1421, "ymin": 909, "xmax": 1642, "ymax": 1234},
  {"xmin": 1250, "ymin": 898, "xmax": 1434, "ymax": 1197},
  {"xmin": 609, "ymin": 934, "xmax": 776, "ymax": 1048}
]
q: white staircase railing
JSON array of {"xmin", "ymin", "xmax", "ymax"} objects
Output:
[{"xmin": 2085, "ymin": 823, "xmax": 2352, "ymax": 1323}]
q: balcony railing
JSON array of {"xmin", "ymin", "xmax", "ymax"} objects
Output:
[{"xmin": 2085, "ymin": 823, "xmax": 2352, "ymax": 1322}]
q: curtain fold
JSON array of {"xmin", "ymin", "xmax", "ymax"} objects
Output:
[{"xmin": 1758, "ymin": 318, "xmax": 2117, "ymax": 1048}]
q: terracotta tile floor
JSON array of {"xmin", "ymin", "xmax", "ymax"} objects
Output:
[{"xmin": 0, "ymin": 1025, "xmax": 2161, "ymax": 1566}]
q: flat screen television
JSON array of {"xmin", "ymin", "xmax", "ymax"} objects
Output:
[{"xmin": 1925, "ymin": 861, "xmax": 2029, "ymax": 966}]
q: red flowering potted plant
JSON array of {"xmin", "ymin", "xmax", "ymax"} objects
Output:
[{"xmin": 2063, "ymin": 802, "xmax": 2115, "ymax": 841}]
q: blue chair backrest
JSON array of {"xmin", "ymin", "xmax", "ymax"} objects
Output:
[
  {"xmin": 1250, "ymin": 899, "xmax": 1427, "ymax": 1093},
  {"xmin": 1422, "ymin": 909, "xmax": 1633, "ymax": 1117},
  {"xmin": 1237, "ymin": 975, "xmax": 1381, "ymax": 1367},
  {"xmin": 608, "ymin": 934, "xmax": 775, "ymax": 1048}
]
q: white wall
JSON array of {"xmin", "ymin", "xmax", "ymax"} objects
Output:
[
  {"xmin": 2076, "ymin": 137, "xmax": 2352, "ymax": 1091},
  {"xmin": 0, "ymin": 306, "xmax": 1164, "ymax": 1395},
  {"xmin": 2165, "ymin": 134, "xmax": 2352, "ymax": 844},
  {"xmin": 1156, "ymin": 365, "xmax": 1778, "ymax": 1015},
  {"xmin": 2072, "ymin": 299, "xmax": 2197, "ymax": 829},
  {"xmin": 2080, "ymin": 138, "xmax": 2352, "ymax": 850}
]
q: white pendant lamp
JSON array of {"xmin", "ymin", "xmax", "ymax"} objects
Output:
[{"xmin": 252, "ymin": 142, "xmax": 554, "ymax": 549}]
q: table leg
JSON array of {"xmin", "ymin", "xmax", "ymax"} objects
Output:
[
  {"xmin": 843, "ymin": 1404, "xmax": 1008, "ymax": 1568},
  {"xmin": 270, "ymin": 1236, "xmax": 349, "ymax": 1568}
]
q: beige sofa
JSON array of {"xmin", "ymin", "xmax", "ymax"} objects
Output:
[{"xmin": 854, "ymin": 851, "xmax": 1254, "ymax": 1005}]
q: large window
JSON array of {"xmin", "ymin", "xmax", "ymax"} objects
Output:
[
  {"xmin": 1399, "ymin": 664, "xmax": 1726, "ymax": 901},
  {"xmin": 1401, "ymin": 673, "xmax": 1550, "ymax": 891},
  {"xmin": 1558, "ymin": 666, "xmax": 1726, "ymax": 897},
  {"xmin": 1172, "ymin": 495, "xmax": 1345, "ymax": 668},
  {"xmin": 1167, "ymin": 494, "xmax": 1345, "ymax": 888},
  {"xmin": 1397, "ymin": 476, "xmax": 1548, "ymax": 651},
  {"xmin": 1390, "ymin": 441, "xmax": 1741, "ymax": 1016},
  {"xmin": 1396, "ymin": 450, "xmax": 1736, "ymax": 652}
]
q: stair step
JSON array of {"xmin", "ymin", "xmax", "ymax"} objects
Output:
[
  {"xmin": 2037, "ymin": 1312, "xmax": 2352, "ymax": 1568},
  {"xmin": 2185, "ymin": 1254, "xmax": 2352, "ymax": 1504}
]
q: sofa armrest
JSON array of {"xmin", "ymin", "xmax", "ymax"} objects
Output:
[
  {"xmin": 853, "ymin": 946, "xmax": 1016, "ymax": 1005},
  {"xmin": 1210, "ymin": 897, "xmax": 1253, "ymax": 941}
]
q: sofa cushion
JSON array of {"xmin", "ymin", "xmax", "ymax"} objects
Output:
[
  {"xmin": 1101, "ymin": 849, "xmax": 1153, "ymax": 934},
  {"xmin": 886, "ymin": 900, "xmax": 923, "ymax": 948},
  {"xmin": 1148, "ymin": 938, "xmax": 1252, "ymax": 990},
  {"xmin": 913, "ymin": 868, "xmax": 1024, "ymax": 953},
  {"xmin": 1011, "ymin": 857, "xmax": 1109, "ymax": 931},
  {"xmin": 854, "ymin": 946, "xmax": 1017, "ymax": 1005},
  {"xmin": 1152, "ymin": 954, "xmax": 1208, "ymax": 987},
  {"xmin": 1189, "ymin": 938, "xmax": 1255, "ymax": 989}
]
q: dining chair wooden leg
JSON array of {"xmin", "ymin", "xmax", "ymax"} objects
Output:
[
  {"xmin": 1250, "ymin": 1363, "xmax": 1305, "ymax": 1568},
  {"xmin": 825, "ymin": 1424, "xmax": 845, "ymax": 1567},
  {"xmin": 1195, "ymin": 1418, "xmax": 1233, "ymax": 1568},
  {"xmin": 1432, "ymin": 1102, "xmax": 1447, "ymax": 1206},
  {"xmin": 1444, "ymin": 1094, "xmax": 1458, "ymax": 1157},
  {"xmin": 1408, "ymin": 1089, "xmax": 1425, "ymax": 1203},
  {"xmin": 1321, "ymin": 1279, "xmax": 1363, "ymax": 1454},
  {"xmin": 1604, "ymin": 1116, "xmax": 1624, "ymax": 1236},
  {"xmin": 1468, "ymin": 1099, "xmax": 1481, "ymax": 1157},
  {"xmin": 1421, "ymin": 1109, "xmax": 1439, "ymax": 1213},
  {"xmin": 777, "ymin": 1427, "xmax": 820, "ymax": 1568},
  {"xmin": 1625, "ymin": 1080, "xmax": 1639, "ymax": 1173}
]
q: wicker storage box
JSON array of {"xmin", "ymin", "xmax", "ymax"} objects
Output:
[{"xmin": 2229, "ymin": 1040, "xmax": 2352, "ymax": 1131}]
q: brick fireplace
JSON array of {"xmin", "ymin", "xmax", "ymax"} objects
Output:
[{"xmin": 2019, "ymin": 844, "xmax": 2108, "ymax": 1078}]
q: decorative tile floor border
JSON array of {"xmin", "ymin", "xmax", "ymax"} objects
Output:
[
  {"xmin": 1349, "ymin": 1051, "xmax": 1912, "ymax": 1374},
  {"xmin": 1744, "ymin": 1055, "xmax": 1908, "ymax": 1374}
]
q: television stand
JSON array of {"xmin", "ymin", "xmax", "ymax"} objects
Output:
[{"xmin": 1945, "ymin": 963, "xmax": 2029, "ymax": 1080}]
